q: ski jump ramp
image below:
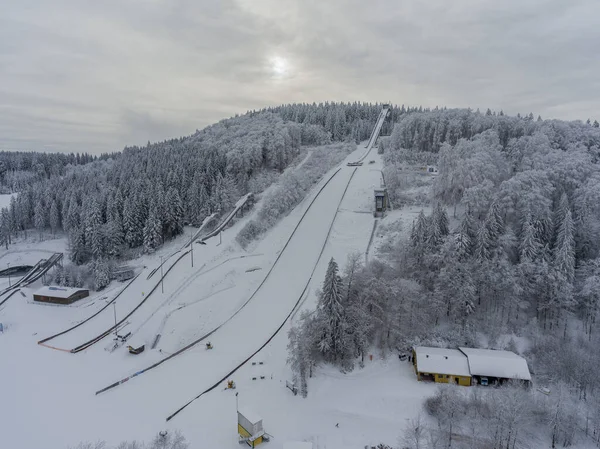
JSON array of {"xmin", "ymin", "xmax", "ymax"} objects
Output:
[
  {"xmin": 348, "ymin": 106, "xmax": 389, "ymax": 165},
  {"xmin": 0, "ymin": 253, "xmax": 63, "ymax": 306}
]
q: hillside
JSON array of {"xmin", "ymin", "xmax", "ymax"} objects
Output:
[{"xmin": 1, "ymin": 105, "xmax": 600, "ymax": 449}]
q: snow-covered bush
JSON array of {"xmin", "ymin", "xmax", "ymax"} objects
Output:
[
  {"xmin": 93, "ymin": 259, "xmax": 111, "ymax": 290},
  {"xmin": 237, "ymin": 143, "xmax": 352, "ymax": 248},
  {"xmin": 235, "ymin": 220, "xmax": 263, "ymax": 249},
  {"xmin": 52, "ymin": 264, "xmax": 90, "ymax": 288},
  {"xmin": 71, "ymin": 430, "xmax": 188, "ymax": 449}
]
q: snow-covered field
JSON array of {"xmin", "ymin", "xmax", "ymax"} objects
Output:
[{"xmin": 0, "ymin": 143, "xmax": 436, "ymax": 449}]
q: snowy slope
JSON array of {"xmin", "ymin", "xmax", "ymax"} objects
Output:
[{"xmin": 0, "ymin": 140, "xmax": 439, "ymax": 449}]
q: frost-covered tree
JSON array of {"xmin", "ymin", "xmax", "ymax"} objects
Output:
[
  {"xmin": 410, "ymin": 210, "xmax": 429, "ymax": 261},
  {"xmin": 454, "ymin": 211, "xmax": 475, "ymax": 260},
  {"xmin": 164, "ymin": 187, "xmax": 183, "ymax": 239},
  {"xmin": 34, "ymin": 198, "xmax": 45, "ymax": 238},
  {"xmin": 93, "ymin": 259, "xmax": 110, "ymax": 290},
  {"xmin": 123, "ymin": 196, "xmax": 142, "ymax": 248},
  {"xmin": 143, "ymin": 206, "xmax": 162, "ymax": 253},
  {"xmin": 554, "ymin": 209, "xmax": 575, "ymax": 283},
  {"xmin": 148, "ymin": 430, "xmax": 188, "ymax": 449},
  {"xmin": 520, "ymin": 213, "xmax": 542, "ymax": 262},
  {"xmin": 49, "ymin": 199, "xmax": 60, "ymax": 236},
  {"xmin": 86, "ymin": 197, "xmax": 104, "ymax": 259},
  {"xmin": 287, "ymin": 313, "xmax": 315, "ymax": 398},
  {"xmin": 69, "ymin": 226, "xmax": 86, "ymax": 265},
  {"xmin": 315, "ymin": 258, "xmax": 345, "ymax": 362}
]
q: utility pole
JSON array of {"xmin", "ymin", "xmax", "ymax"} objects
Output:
[
  {"xmin": 160, "ymin": 256, "xmax": 164, "ymax": 294},
  {"xmin": 190, "ymin": 231, "xmax": 194, "ymax": 268},
  {"xmin": 7, "ymin": 263, "xmax": 10, "ymax": 287},
  {"xmin": 113, "ymin": 301, "xmax": 118, "ymax": 339}
]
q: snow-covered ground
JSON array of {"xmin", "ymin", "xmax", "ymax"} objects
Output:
[
  {"xmin": 0, "ymin": 193, "xmax": 15, "ymax": 210},
  {"xmin": 0, "ymin": 143, "xmax": 436, "ymax": 449}
]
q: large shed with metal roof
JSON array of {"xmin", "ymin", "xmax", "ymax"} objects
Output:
[{"xmin": 458, "ymin": 347, "xmax": 531, "ymax": 386}]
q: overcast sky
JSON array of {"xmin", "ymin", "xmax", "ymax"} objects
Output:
[{"xmin": 1, "ymin": 0, "xmax": 599, "ymax": 154}]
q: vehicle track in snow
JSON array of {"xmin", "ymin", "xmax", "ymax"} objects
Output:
[{"xmin": 128, "ymin": 254, "xmax": 262, "ymax": 341}]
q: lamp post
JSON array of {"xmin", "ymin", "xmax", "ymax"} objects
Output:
[
  {"xmin": 160, "ymin": 256, "xmax": 164, "ymax": 294},
  {"xmin": 190, "ymin": 231, "xmax": 194, "ymax": 268},
  {"xmin": 113, "ymin": 301, "xmax": 118, "ymax": 339}
]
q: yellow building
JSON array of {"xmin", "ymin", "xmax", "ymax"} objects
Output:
[
  {"xmin": 413, "ymin": 346, "xmax": 472, "ymax": 386},
  {"xmin": 238, "ymin": 407, "xmax": 264, "ymax": 447}
]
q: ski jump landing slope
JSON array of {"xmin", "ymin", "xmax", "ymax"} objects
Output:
[{"xmin": 95, "ymin": 164, "xmax": 358, "ymax": 420}]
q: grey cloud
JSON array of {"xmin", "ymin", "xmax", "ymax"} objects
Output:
[{"xmin": 1, "ymin": 0, "xmax": 599, "ymax": 154}]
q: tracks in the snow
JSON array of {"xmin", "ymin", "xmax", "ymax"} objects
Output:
[
  {"xmin": 95, "ymin": 166, "xmax": 344, "ymax": 396},
  {"xmin": 165, "ymin": 166, "xmax": 359, "ymax": 422},
  {"xmin": 37, "ymin": 273, "xmax": 142, "ymax": 348}
]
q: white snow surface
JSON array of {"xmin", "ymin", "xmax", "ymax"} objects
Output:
[
  {"xmin": 0, "ymin": 143, "xmax": 440, "ymax": 449},
  {"xmin": 0, "ymin": 193, "xmax": 15, "ymax": 210},
  {"xmin": 459, "ymin": 347, "xmax": 532, "ymax": 381},
  {"xmin": 414, "ymin": 347, "xmax": 471, "ymax": 377},
  {"xmin": 283, "ymin": 443, "xmax": 313, "ymax": 449}
]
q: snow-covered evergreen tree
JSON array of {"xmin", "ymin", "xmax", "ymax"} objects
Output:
[
  {"xmin": 315, "ymin": 258, "xmax": 345, "ymax": 362},
  {"xmin": 520, "ymin": 213, "xmax": 542, "ymax": 262},
  {"xmin": 49, "ymin": 199, "xmax": 60, "ymax": 236},
  {"xmin": 69, "ymin": 226, "xmax": 86, "ymax": 265},
  {"xmin": 93, "ymin": 259, "xmax": 110, "ymax": 290},
  {"xmin": 86, "ymin": 197, "xmax": 104, "ymax": 259},
  {"xmin": 34, "ymin": 198, "xmax": 45, "ymax": 238},
  {"xmin": 143, "ymin": 206, "xmax": 162, "ymax": 253},
  {"xmin": 164, "ymin": 187, "xmax": 183, "ymax": 239},
  {"xmin": 123, "ymin": 196, "xmax": 142, "ymax": 248},
  {"xmin": 454, "ymin": 211, "xmax": 475, "ymax": 260},
  {"xmin": 554, "ymin": 209, "xmax": 575, "ymax": 283}
]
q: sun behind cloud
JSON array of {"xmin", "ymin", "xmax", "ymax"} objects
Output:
[{"xmin": 269, "ymin": 56, "xmax": 290, "ymax": 78}]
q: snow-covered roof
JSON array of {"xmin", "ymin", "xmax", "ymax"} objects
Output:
[
  {"xmin": 283, "ymin": 443, "xmax": 313, "ymax": 449},
  {"xmin": 414, "ymin": 347, "xmax": 471, "ymax": 377},
  {"xmin": 238, "ymin": 407, "xmax": 262, "ymax": 424},
  {"xmin": 459, "ymin": 347, "xmax": 531, "ymax": 381},
  {"xmin": 33, "ymin": 286, "xmax": 88, "ymax": 299}
]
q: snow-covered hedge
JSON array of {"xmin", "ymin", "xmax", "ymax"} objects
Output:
[{"xmin": 237, "ymin": 143, "xmax": 353, "ymax": 248}]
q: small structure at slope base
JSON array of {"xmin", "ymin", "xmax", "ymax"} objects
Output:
[
  {"xmin": 412, "ymin": 346, "xmax": 532, "ymax": 387},
  {"xmin": 374, "ymin": 188, "xmax": 389, "ymax": 217},
  {"xmin": 458, "ymin": 347, "xmax": 531, "ymax": 386},
  {"xmin": 412, "ymin": 346, "xmax": 472, "ymax": 386},
  {"xmin": 238, "ymin": 407, "xmax": 265, "ymax": 447},
  {"xmin": 33, "ymin": 286, "xmax": 89, "ymax": 305}
]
